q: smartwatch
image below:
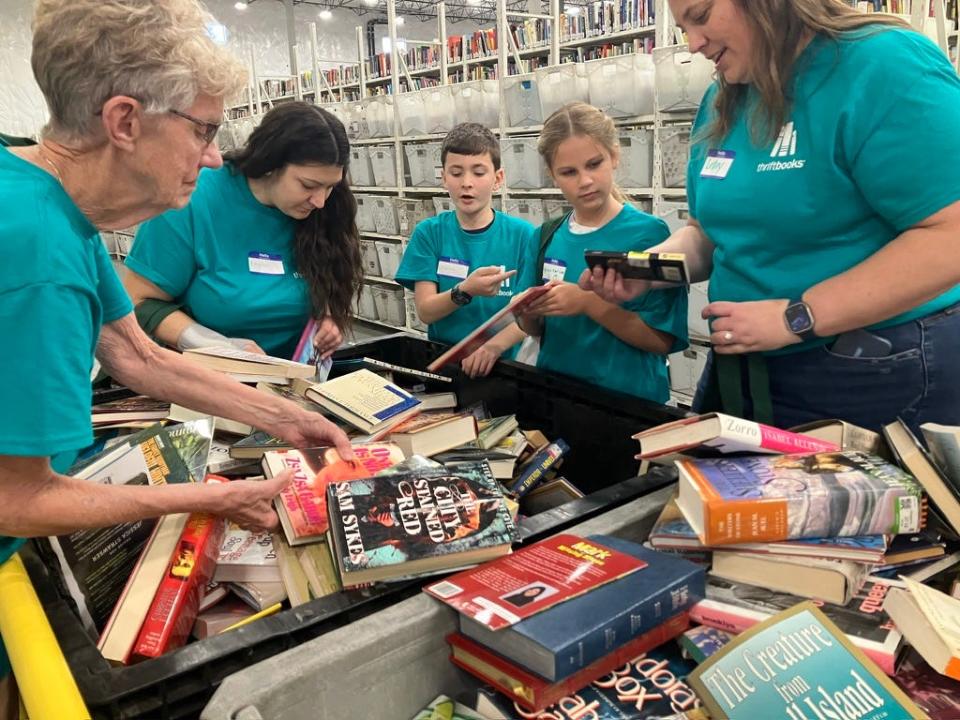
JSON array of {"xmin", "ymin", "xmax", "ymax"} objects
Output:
[
  {"xmin": 784, "ymin": 298, "xmax": 817, "ymax": 341},
  {"xmin": 450, "ymin": 284, "xmax": 473, "ymax": 307}
]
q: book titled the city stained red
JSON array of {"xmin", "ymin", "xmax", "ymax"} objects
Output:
[{"xmin": 424, "ymin": 534, "xmax": 647, "ymax": 631}]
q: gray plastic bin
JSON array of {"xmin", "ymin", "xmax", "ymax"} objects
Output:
[{"xmin": 201, "ymin": 485, "xmax": 674, "ymax": 720}]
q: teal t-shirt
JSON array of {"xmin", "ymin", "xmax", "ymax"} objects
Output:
[
  {"xmin": 126, "ymin": 165, "xmax": 308, "ymax": 358},
  {"xmin": 395, "ymin": 210, "xmax": 538, "ymax": 358},
  {"xmin": 687, "ymin": 27, "xmax": 960, "ymax": 351},
  {"xmin": 0, "ymin": 145, "xmax": 132, "ymax": 673},
  {"xmin": 535, "ymin": 205, "xmax": 687, "ymax": 402}
]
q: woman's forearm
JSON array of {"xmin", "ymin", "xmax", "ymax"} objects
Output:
[
  {"xmin": 152, "ymin": 308, "xmax": 195, "ymax": 348},
  {"xmin": 650, "ymin": 222, "xmax": 714, "ymax": 284}
]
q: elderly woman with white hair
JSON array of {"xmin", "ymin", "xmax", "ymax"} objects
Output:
[{"xmin": 0, "ymin": 0, "xmax": 352, "ymax": 702}]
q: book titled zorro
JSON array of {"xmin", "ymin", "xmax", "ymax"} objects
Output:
[{"xmin": 326, "ymin": 460, "xmax": 517, "ymax": 586}]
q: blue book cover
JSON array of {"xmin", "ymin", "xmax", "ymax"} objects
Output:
[
  {"xmin": 460, "ymin": 535, "xmax": 705, "ymax": 681},
  {"xmin": 688, "ymin": 603, "xmax": 924, "ymax": 720}
]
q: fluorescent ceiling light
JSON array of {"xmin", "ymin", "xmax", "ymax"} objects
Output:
[
  {"xmin": 234, "ymin": 1, "xmax": 248, "ymax": 9},
  {"xmin": 566, "ymin": 5, "xmax": 581, "ymax": 14},
  {"xmin": 319, "ymin": 8, "xmax": 333, "ymax": 19},
  {"xmin": 363, "ymin": 0, "xmax": 378, "ymax": 6},
  {"xmin": 395, "ymin": 15, "xmax": 405, "ymax": 25}
]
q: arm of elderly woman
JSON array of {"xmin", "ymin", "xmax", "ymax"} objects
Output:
[
  {"xmin": 97, "ymin": 314, "xmax": 354, "ymax": 454},
  {"xmin": 0, "ymin": 455, "xmax": 290, "ymax": 536}
]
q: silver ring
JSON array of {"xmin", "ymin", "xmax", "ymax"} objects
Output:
[{"xmin": 723, "ymin": 331, "xmax": 734, "ymax": 343}]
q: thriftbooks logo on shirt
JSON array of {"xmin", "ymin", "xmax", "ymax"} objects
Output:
[
  {"xmin": 757, "ymin": 121, "xmax": 806, "ymax": 172},
  {"xmin": 497, "ymin": 264, "xmax": 513, "ymax": 296}
]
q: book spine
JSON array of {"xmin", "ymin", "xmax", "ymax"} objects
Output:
[
  {"xmin": 510, "ymin": 439, "xmax": 570, "ymax": 498},
  {"xmin": 552, "ymin": 572, "xmax": 702, "ymax": 678},
  {"xmin": 131, "ymin": 513, "xmax": 225, "ymax": 660},
  {"xmin": 755, "ymin": 425, "xmax": 839, "ymax": 454}
]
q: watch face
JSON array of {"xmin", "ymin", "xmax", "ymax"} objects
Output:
[{"xmin": 785, "ymin": 303, "xmax": 814, "ymax": 334}]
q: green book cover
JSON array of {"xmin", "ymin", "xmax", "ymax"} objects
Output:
[{"xmin": 688, "ymin": 602, "xmax": 927, "ymax": 720}]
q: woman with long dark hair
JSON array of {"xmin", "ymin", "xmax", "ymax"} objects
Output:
[{"xmin": 124, "ymin": 101, "xmax": 362, "ymax": 359}]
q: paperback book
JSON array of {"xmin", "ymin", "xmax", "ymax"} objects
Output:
[
  {"xmin": 303, "ymin": 368, "xmax": 421, "ymax": 434},
  {"xmin": 182, "ymin": 346, "xmax": 316, "ymax": 379}
]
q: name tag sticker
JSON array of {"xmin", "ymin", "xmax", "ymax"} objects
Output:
[
  {"xmin": 700, "ymin": 149, "xmax": 736, "ymax": 179},
  {"xmin": 248, "ymin": 252, "xmax": 285, "ymax": 275},
  {"xmin": 437, "ymin": 256, "xmax": 469, "ymax": 279},
  {"xmin": 542, "ymin": 258, "xmax": 567, "ymax": 283}
]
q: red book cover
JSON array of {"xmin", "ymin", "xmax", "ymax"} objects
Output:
[
  {"xmin": 424, "ymin": 534, "xmax": 647, "ymax": 631},
  {"xmin": 131, "ymin": 479, "xmax": 228, "ymax": 660},
  {"xmin": 264, "ymin": 443, "xmax": 406, "ymax": 545},
  {"xmin": 447, "ymin": 612, "xmax": 689, "ymax": 712}
]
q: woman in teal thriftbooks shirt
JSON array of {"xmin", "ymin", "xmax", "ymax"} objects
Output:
[
  {"xmin": 124, "ymin": 102, "xmax": 363, "ymax": 360},
  {"xmin": 583, "ymin": 0, "xmax": 960, "ymax": 435}
]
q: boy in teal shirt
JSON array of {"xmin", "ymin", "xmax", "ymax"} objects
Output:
[{"xmin": 396, "ymin": 123, "xmax": 538, "ymax": 377}]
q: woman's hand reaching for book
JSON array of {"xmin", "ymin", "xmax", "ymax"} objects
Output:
[
  {"xmin": 268, "ymin": 407, "xmax": 355, "ymax": 460},
  {"xmin": 312, "ymin": 316, "xmax": 343, "ymax": 360},
  {"xmin": 213, "ymin": 472, "xmax": 292, "ymax": 533}
]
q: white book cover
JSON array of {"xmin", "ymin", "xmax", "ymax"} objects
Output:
[
  {"xmin": 307, "ymin": 369, "xmax": 420, "ymax": 426},
  {"xmin": 215, "ymin": 524, "xmax": 280, "ymax": 583}
]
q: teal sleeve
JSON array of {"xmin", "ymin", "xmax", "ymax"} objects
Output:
[
  {"xmin": 843, "ymin": 34, "xmax": 960, "ymax": 231},
  {"xmin": 394, "ymin": 221, "xmax": 439, "ymax": 291},
  {"xmin": 0, "ymin": 284, "xmax": 95, "ymax": 456},
  {"xmin": 95, "ymin": 240, "xmax": 133, "ymax": 322},
  {"xmin": 125, "ymin": 209, "xmax": 198, "ymax": 298}
]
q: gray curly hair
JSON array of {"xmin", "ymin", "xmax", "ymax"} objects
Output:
[{"xmin": 32, "ymin": 0, "xmax": 247, "ymax": 142}]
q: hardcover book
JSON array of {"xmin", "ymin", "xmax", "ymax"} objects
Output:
[
  {"xmin": 676, "ymin": 450, "xmax": 925, "ymax": 546},
  {"xmin": 326, "ymin": 460, "xmax": 517, "ymax": 586},
  {"xmin": 333, "ymin": 356, "xmax": 453, "ymax": 384},
  {"xmin": 262, "ymin": 443, "xmax": 406, "ymax": 546},
  {"xmin": 91, "ymin": 395, "xmax": 170, "ymax": 425},
  {"xmin": 680, "ymin": 625, "xmax": 735, "ymax": 664},
  {"xmin": 303, "ymin": 369, "xmax": 422, "ymax": 434},
  {"xmin": 451, "ymin": 535, "xmax": 702, "ymax": 680},
  {"xmin": 688, "ymin": 602, "xmax": 925, "ymax": 720},
  {"xmin": 510, "ymin": 439, "xmax": 570, "ymax": 498},
  {"xmin": 634, "ymin": 412, "xmax": 839, "ymax": 460},
  {"xmin": 690, "ymin": 576, "xmax": 905, "ymax": 676},
  {"xmin": 891, "ymin": 650, "xmax": 960, "ymax": 720},
  {"xmin": 883, "ymin": 577, "xmax": 960, "ymax": 682},
  {"xmin": 182, "ymin": 345, "xmax": 316, "ymax": 379},
  {"xmin": 214, "ymin": 524, "xmax": 279, "ymax": 583},
  {"xmin": 387, "ymin": 411, "xmax": 479, "ymax": 458},
  {"xmin": 229, "ymin": 430, "xmax": 292, "ymax": 460},
  {"xmin": 790, "ymin": 419, "xmax": 885, "ymax": 456}
]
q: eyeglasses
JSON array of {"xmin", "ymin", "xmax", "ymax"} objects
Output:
[{"xmin": 168, "ymin": 108, "xmax": 221, "ymax": 146}]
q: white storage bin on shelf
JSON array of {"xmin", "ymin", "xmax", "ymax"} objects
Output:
[
  {"xmin": 373, "ymin": 197, "xmax": 400, "ymax": 235},
  {"xmin": 360, "ymin": 239, "xmax": 382, "ymax": 277},
  {"xmin": 616, "ymin": 129, "xmax": 653, "ymax": 188},
  {"xmin": 668, "ymin": 340, "xmax": 710, "ymax": 399},
  {"xmin": 361, "ymin": 95, "xmax": 395, "ymax": 138},
  {"xmin": 318, "ymin": 102, "xmax": 348, "ymax": 130},
  {"xmin": 502, "ymin": 137, "xmax": 550, "ymax": 189},
  {"xmin": 421, "ymin": 86, "xmax": 456, "ymax": 134},
  {"xmin": 688, "ymin": 281, "xmax": 710, "ymax": 340},
  {"xmin": 654, "ymin": 45, "xmax": 715, "ymax": 113},
  {"xmin": 358, "ymin": 282, "xmax": 379, "ymax": 320},
  {"xmin": 342, "ymin": 101, "xmax": 366, "ymax": 139},
  {"xmin": 586, "ymin": 54, "xmax": 655, "ymax": 118},
  {"xmin": 502, "ymin": 74, "xmax": 542, "ymax": 127},
  {"xmin": 374, "ymin": 241, "xmax": 402, "ymax": 279},
  {"xmin": 504, "ymin": 198, "xmax": 546, "ymax": 227},
  {"xmin": 406, "ymin": 295, "xmax": 427, "ymax": 333},
  {"xmin": 396, "ymin": 91, "xmax": 427, "ymax": 136},
  {"xmin": 394, "ymin": 198, "xmax": 434, "ymax": 236},
  {"xmin": 369, "ymin": 145, "xmax": 398, "ymax": 188},
  {"xmin": 659, "ymin": 127, "xmax": 691, "ymax": 188},
  {"xmin": 452, "ymin": 80, "xmax": 499, "ymax": 128},
  {"xmin": 659, "ymin": 198, "xmax": 690, "ymax": 234},
  {"xmin": 543, "ymin": 199, "xmax": 572, "ymax": 219},
  {"xmin": 629, "ymin": 199, "xmax": 653, "ymax": 214},
  {"xmin": 432, "ymin": 196, "xmax": 456, "ymax": 214},
  {"xmin": 372, "ymin": 284, "xmax": 406, "ymax": 326},
  {"xmin": 349, "ymin": 146, "xmax": 375, "ymax": 187},
  {"xmin": 404, "ymin": 142, "xmax": 444, "ymax": 188},
  {"xmin": 535, "ymin": 63, "xmax": 589, "ymax": 119},
  {"xmin": 355, "ymin": 195, "xmax": 378, "ymax": 232}
]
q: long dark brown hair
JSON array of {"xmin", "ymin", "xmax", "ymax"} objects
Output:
[
  {"xmin": 708, "ymin": 0, "xmax": 907, "ymax": 145},
  {"xmin": 225, "ymin": 102, "xmax": 361, "ymax": 332}
]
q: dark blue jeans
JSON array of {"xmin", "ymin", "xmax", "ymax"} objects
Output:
[{"xmin": 693, "ymin": 302, "xmax": 960, "ymax": 436}]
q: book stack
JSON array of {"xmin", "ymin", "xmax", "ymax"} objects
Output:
[{"xmin": 424, "ymin": 533, "xmax": 705, "ymax": 714}]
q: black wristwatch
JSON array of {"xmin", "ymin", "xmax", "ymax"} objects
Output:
[
  {"xmin": 784, "ymin": 298, "xmax": 817, "ymax": 341},
  {"xmin": 450, "ymin": 284, "xmax": 473, "ymax": 307}
]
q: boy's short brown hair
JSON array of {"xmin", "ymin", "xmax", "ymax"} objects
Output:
[{"xmin": 441, "ymin": 123, "xmax": 501, "ymax": 170}]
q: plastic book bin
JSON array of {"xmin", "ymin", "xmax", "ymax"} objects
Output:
[
  {"xmin": 542, "ymin": 199, "xmax": 572, "ymax": 220},
  {"xmin": 354, "ymin": 195, "xmax": 378, "ymax": 232},
  {"xmin": 200, "ymin": 484, "xmax": 677, "ymax": 720},
  {"xmin": 372, "ymin": 284, "xmax": 406, "ymax": 326},
  {"xmin": 654, "ymin": 45, "xmax": 715, "ymax": 114},
  {"xmin": 27, "ymin": 335, "xmax": 684, "ymax": 719},
  {"xmin": 586, "ymin": 54, "xmax": 655, "ymax": 119},
  {"xmin": 669, "ymin": 341, "xmax": 711, "ymax": 399},
  {"xmin": 404, "ymin": 141, "xmax": 444, "ymax": 188},
  {"xmin": 372, "ymin": 197, "xmax": 401, "ymax": 235},
  {"xmin": 630, "ymin": 198, "xmax": 653, "ymax": 214},
  {"xmin": 369, "ymin": 145, "xmax": 398, "ymax": 188},
  {"xmin": 374, "ymin": 241, "xmax": 402, "ymax": 280},
  {"xmin": 341, "ymin": 101, "xmax": 366, "ymax": 140},
  {"xmin": 501, "ymin": 137, "xmax": 550, "ymax": 189},
  {"xmin": 504, "ymin": 198, "xmax": 546, "ymax": 227},
  {"xmin": 405, "ymin": 294, "xmax": 427, "ymax": 333},
  {"xmin": 359, "ymin": 239, "xmax": 382, "ymax": 277},
  {"xmin": 397, "ymin": 91, "xmax": 428, "ymax": 136},
  {"xmin": 360, "ymin": 95, "xmax": 395, "ymax": 139},
  {"xmin": 421, "ymin": 86, "xmax": 456, "ymax": 134},
  {"xmin": 659, "ymin": 198, "xmax": 690, "ymax": 235},
  {"xmin": 394, "ymin": 198, "xmax": 434, "ymax": 236},
  {"xmin": 616, "ymin": 129, "xmax": 654, "ymax": 189},
  {"xmin": 451, "ymin": 80, "xmax": 499, "ymax": 128},
  {"xmin": 432, "ymin": 196, "xmax": 456, "ymax": 214},
  {"xmin": 348, "ymin": 146, "xmax": 374, "ymax": 187},
  {"xmin": 659, "ymin": 127, "xmax": 691, "ymax": 188},
  {"xmin": 502, "ymin": 74, "xmax": 543, "ymax": 127},
  {"xmin": 535, "ymin": 63, "xmax": 589, "ymax": 120}
]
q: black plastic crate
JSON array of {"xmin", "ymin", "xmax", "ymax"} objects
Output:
[{"xmin": 26, "ymin": 334, "xmax": 686, "ymax": 719}]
